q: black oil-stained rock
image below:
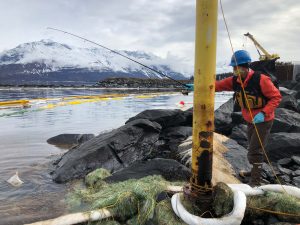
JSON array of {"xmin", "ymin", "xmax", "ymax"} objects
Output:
[
  {"xmin": 159, "ymin": 126, "xmax": 192, "ymax": 152},
  {"xmin": 52, "ymin": 119, "xmax": 161, "ymax": 183},
  {"xmin": 266, "ymin": 133, "xmax": 300, "ymax": 161},
  {"xmin": 104, "ymin": 158, "xmax": 191, "ymax": 183},
  {"xmin": 47, "ymin": 133, "xmax": 95, "ymax": 149},
  {"xmin": 125, "ymin": 109, "xmax": 187, "ymax": 128},
  {"xmin": 229, "ymin": 124, "xmax": 248, "ymax": 148},
  {"xmin": 272, "ymin": 108, "xmax": 300, "ymax": 133},
  {"xmin": 214, "ymin": 98, "xmax": 235, "ymax": 136}
]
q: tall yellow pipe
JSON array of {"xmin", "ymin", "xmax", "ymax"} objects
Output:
[{"xmin": 191, "ymin": 0, "xmax": 218, "ymax": 191}]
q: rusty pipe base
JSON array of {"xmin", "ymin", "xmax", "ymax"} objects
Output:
[{"xmin": 183, "ymin": 183, "xmax": 213, "ymax": 217}]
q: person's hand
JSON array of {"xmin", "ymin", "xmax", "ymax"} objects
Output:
[
  {"xmin": 253, "ymin": 112, "xmax": 265, "ymax": 124},
  {"xmin": 185, "ymin": 84, "xmax": 194, "ymax": 91}
]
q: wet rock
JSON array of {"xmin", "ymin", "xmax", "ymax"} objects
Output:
[
  {"xmin": 159, "ymin": 126, "xmax": 192, "ymax": 152},
  {"xmin": 262, "ymin": 163, "xmax": 275, "ymax": 181},
  {"xmin": 125, "ymin": 109, "xmax": 189, "ymax": 128},
  {"xmin": 292, "ymin": 170, "xmax": 300, "ymax": 177},
  {"xmin": 279, "ymin": 87, "xmax": 298, "ymax": 98},
  {"xmin": 104, "ymin": 158, "xmax": 191, "ymax": 183},
  {"xmin": 278, "ymin": 95, "xmax": 299, "ymax": 112},
  {"xmin": 52, "ymin": 119, "xmax": 161, "ymax": 183},
  {"xmin": 278, "ymin": 175, "xmax": 291, "ymax": 184},
  {"xmin": 271, "ymin": 108, "xmax": 300, "ymax": 133},
  {"xmin": 291, "ymin": 81, "xmax": 300, "ymax": 91},
  {"xmin": 265, "ymin": 133, "xmax": 300, "ymax": 161},
  {"xmin": 229, "ymin": 124, "xmax": 248, "ymax": 148},
  {"xmin": 47, "ymin": 133, "xmax": 95, "ymax": 148},
  {"xmin": 222, "ymin": 138, "xmax": 251, "ymax": 175},
  {"xmin": 280, "ymin": 80, "xmax": 298, "ymax": 90},
  {"xmin": 214, "ymin": 98, "xmax": 235, "ymax": 135},
  {"xmin": 292, "ymin": 176, "xmax": 300, "ymax": 186},
  {"xmin": 231, "ymin": 112, "xmax": 244, "ymax": 124},
  {"xmin": 277, "ymin": 158, "xmax": 293, "ymax": 167},
  {"xmin": 291, "ymin": 156, "xmax": 300, "ymax": 165},
  {"xmin": 277, "ymin": 165, "xmax": 293, "ymax": 176}
]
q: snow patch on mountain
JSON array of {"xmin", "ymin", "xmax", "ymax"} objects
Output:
[{"xmin": 0, "ymin": 39, "xmax": 194, "ymax": 78}]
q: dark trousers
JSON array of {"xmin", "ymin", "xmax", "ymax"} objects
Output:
[{"xmin": 247, "ymin": 120, "xmax": 273, "ymax": 164}]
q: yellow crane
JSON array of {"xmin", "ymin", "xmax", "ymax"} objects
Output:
[{"xmin": 244, "ymin": 32, "xmax": 279, "ymax": 60}]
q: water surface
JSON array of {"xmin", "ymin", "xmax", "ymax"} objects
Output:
[{"xmin": 0, "ymin": 87, "xmax": 232, "ymax": 224}]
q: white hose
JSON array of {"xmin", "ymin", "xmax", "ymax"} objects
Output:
[
  {"xmin": 258, "ymin": 184, "xmax": 300, "ymax": 199},
  {"xmin": 228, "ymin": 184, "xmax": 264, "ymax": 196},
  {"xmin": 24, "ymin": 208, "xmax": 111, "ymax": 225},
  {"xmin": 229, "ymin": 184, "xmax": 300, "ymax": 199},
  {"xmin": 171, "ymin": 190, "xmax": 246, "ymax": 225}
]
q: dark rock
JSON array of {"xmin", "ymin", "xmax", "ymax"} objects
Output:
[
  {"xmin": 296, "ymin": 73, "xmax": 300, "ymax": 82},
  {"xmin": 292, "ymin": 156, "xmax": 300, "ymax": 165},
  {"xmin": 222, "ymin": 138, "xmax": 251, "ymax": 176},
  {"xmin": 52, "ymin": 119, "xmax": 162, "ymax": 183},
  {"xmin": 229, "ymin": 124, "xmax": 248, "ymax": 148},
  {"xmin": 104, "ymin": 158, "xmax": 191, "ymax": 183},
  {"xmin": 291, "ymin": 82, "xmax": 300, "ymax": 91},
  {"xmin": 262, "ymin": 163, "xmax": 275, "ymax": 181},
  {"xmin": 272, "ymin": 108, "xmax": 300, "ymax": 133},
  {"xmin": 277, "ymin": 158, "xmax": 292, "ymax": 167},
  {"xmin": 279, "ymin": 87, "xmax": 298, "ymax": 98},
  {"xmin": 47, "ymin": 133, "xmax": 95, "ymax": 148},
  {"xmin": 290, "ymin": 165, "xmax": 300, "ymax": 171},
  {"xmin": 296, "ymin": 90, "xmax": 300, "ymax": 99},
  {"xmin": 278, "ymin": 175, "xmax": 291, "ymax": 184},
  {"xmin": 214, "ymin": 98, "xmax": 235, "ymax": 135},
  {"xmin": 277, "ymin": 165, "xmax": 293, "ymax": 175},
  {"xmin": 278, "ymin": 95, "xmax": 299, "ymax": 112},
  {"xmin": 292, "ymin": 170, "xmax": 300, "ymax": 177},
  {"xmin": 231, "ymin": 112, "xmax": 244, "ymax": 124},
  {"xmin": 125, "ymin": 109, "xmax": 190, "ymax": 128},
  {"xmin": 280, "ymin": 80, "xmax": 298, "ymax": 90},
  {"xmin": 266, "ymin": 133, "xmax": 300, "ymax": 162},
  {"xmin": 159, "ymin": 126, "xmax": 192, "ymax": 152},
  {"xmin": 292, "ymin": 176, "xmax": 300, "ymax": 186},
  {"xmin": 181, "ymin": 107, "xmax": 193, "ymax": 126}
]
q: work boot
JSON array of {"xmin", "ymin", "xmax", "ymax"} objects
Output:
[{"xmin": 249, "ymin": 163, "xmax": 263, "ymax": 187}]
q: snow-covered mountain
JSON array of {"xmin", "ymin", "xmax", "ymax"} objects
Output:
[{"xmin": 0, "ymin": 40, "xmax": 190, "ymax": 85}]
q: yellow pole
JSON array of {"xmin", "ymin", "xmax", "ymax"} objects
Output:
[{"xmin": 190, "ymin": 0, "xmax": 218, "ymax": 194}]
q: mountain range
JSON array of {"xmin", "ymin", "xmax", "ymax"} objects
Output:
[{"xmin": 0, "ymin": 39, "xmax": 231, "ymax": 86}]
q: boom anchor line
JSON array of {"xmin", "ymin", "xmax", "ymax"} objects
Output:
[{"xmin": 47, "ymin": 27, "xmax": 190, "ymax": 92}]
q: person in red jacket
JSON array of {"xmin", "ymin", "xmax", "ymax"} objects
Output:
[{"xmin": 215, "ymin": 50, "xmax": 282, "ymax": 186}]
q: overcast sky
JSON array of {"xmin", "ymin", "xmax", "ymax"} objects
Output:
[{"xmin": 0, "ymin": 0, "xmax": 299, "ymax": 71}]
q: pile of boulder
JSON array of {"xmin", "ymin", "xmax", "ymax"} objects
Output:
[
  {"xmin": 49, "ymin": 81, "xmax": 300, "ymax": 188},
  {"xmin": 50, "ymin": 109, "xmax": 193, "ymax": 183},
  {"xmin": 215, "ymin": 80, "xmax": 300, "ymax": 186}
]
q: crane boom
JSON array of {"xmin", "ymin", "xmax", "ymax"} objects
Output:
[{"xmin": 244, "ymin": 32, "xmax": 279, "ymax": 60}]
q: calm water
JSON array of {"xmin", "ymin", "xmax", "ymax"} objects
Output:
[{"xmin": 0, "ymin": 87, "xmax": 232, "ymax": 225}]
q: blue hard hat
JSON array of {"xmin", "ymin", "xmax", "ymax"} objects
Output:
[{"xmin": 229, "ymin": 50, "xmax": 251, "ymax": 66}]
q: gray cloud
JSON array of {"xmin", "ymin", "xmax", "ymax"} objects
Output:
[{"xmin": 0, "ymin": 0, "xmax": 299, "ymax": 71}]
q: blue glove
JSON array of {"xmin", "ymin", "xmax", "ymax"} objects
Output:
[
  {"xmin": 185, "ymin": 84, "xmax": 194, "ymax": 91},
  {"xmin": 253, "ymin": 112, "xmax": 265, "ymax": 124}
]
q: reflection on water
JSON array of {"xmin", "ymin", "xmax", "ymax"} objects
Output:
[{"xmin": 0, "ymin": 87, "xmax": 233, "ymax": 224}]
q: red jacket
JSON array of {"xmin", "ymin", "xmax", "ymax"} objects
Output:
[{"xmin": 215, "ymin": 69, "xmax": 282, "ymax": 123}]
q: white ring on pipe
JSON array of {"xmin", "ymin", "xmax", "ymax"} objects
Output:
[{"xmin": 171, "ymin": 190, "xmax": 246, "ymax": 225}]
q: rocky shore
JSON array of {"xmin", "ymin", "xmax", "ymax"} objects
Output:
[
  {"xmin": 47, "ymin": 79, "xmax": 300, "ymax": 224},
  {"xmin": 95, "ymin": 77, "xmax": 191, "ymax": 89}
]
